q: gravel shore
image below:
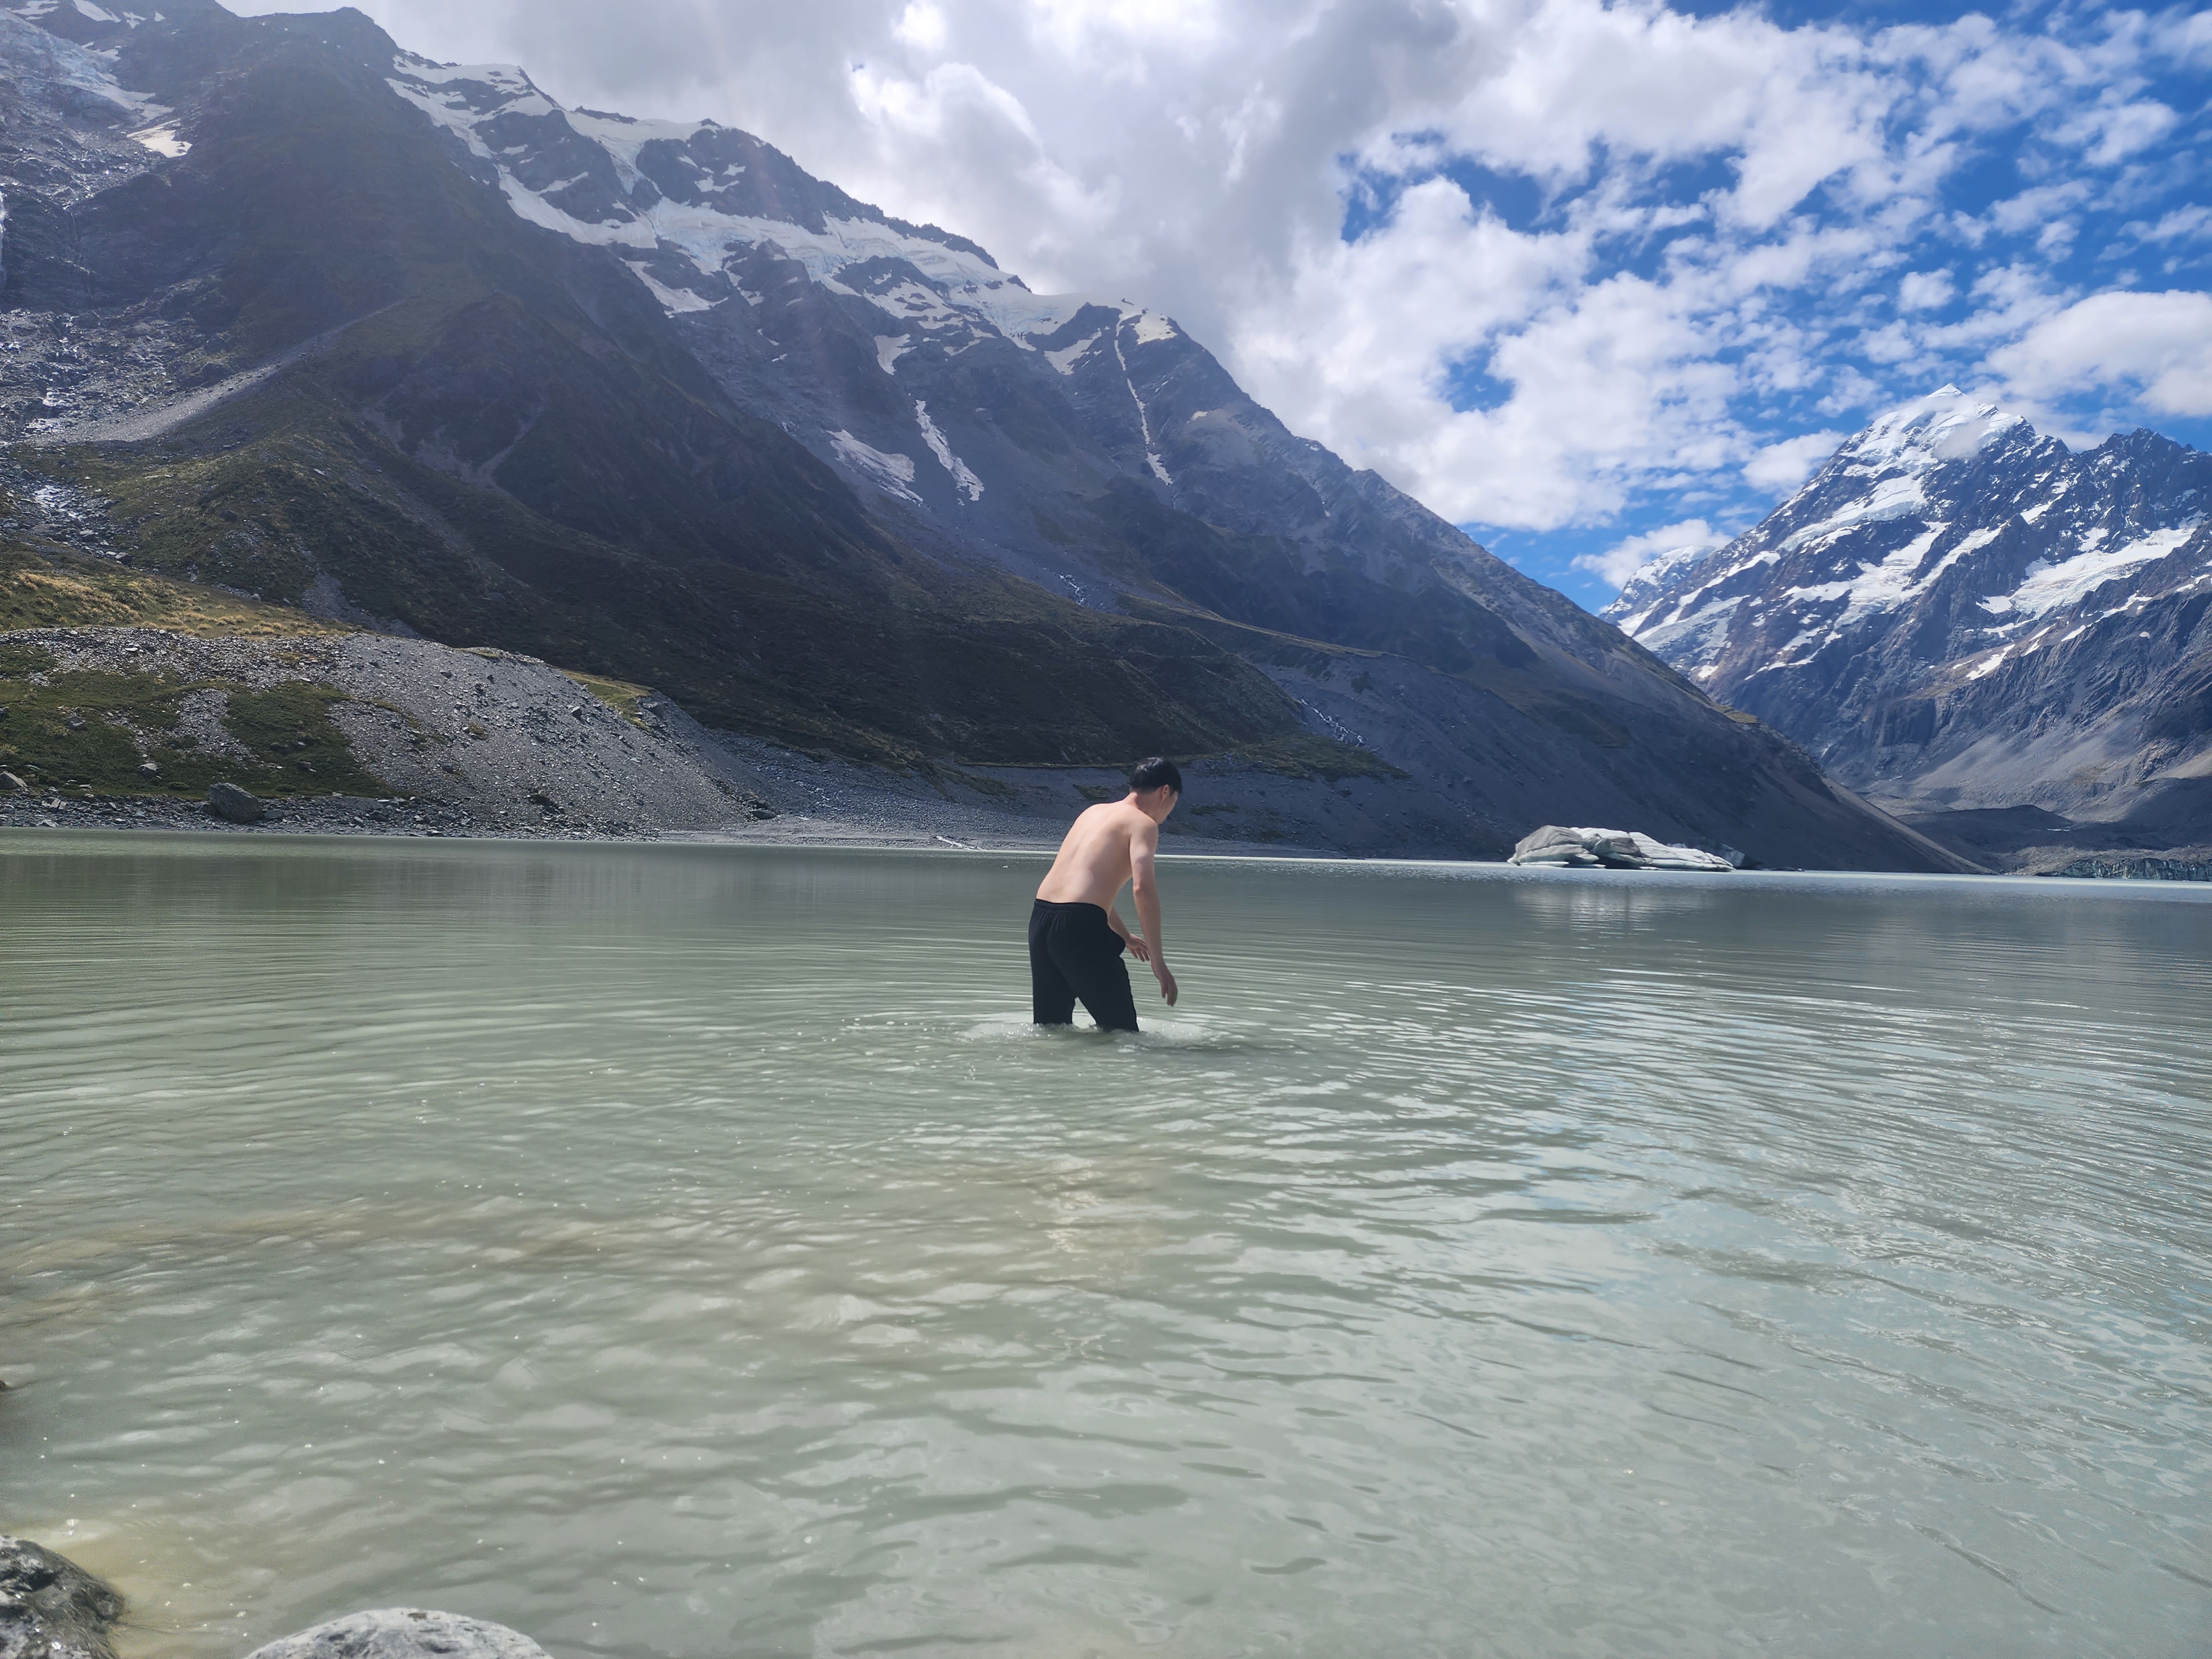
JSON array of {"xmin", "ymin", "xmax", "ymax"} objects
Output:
[{"xmin": 0, "ymin": 625, "xmax": 1500, "ymax": 857}]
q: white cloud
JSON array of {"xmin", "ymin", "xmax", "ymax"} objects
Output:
[
  {"xmin": 2060, "ymin": 97, "xmax": 2177, "ymax": 166},
  {"xmin": 1743, "ymin": 430, "xmax": 1845, "ymax": 494},
  {"xmin": 233, "ymin": 0, "xmax": 2209, "ymax": 568},
  {"xmin": 1573, "ymin": 518, "xmax": 1732, "ymax": 589},
  {"xmin": 893, "ymin": 3, "xmax": 948, "ymax": 54},
  {"xmin": 1990, "ymin": 290, "xmax": 2212, "ymax": 418},
  {"xmin": 2126, "ymin": 205, "xmax": 2212, "ymax": 245},
  {"xmin": 1896, "ymin": 269, "xmax": 1953, "ymax": 311}
]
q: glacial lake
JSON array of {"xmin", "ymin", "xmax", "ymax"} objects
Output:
[{"xmin": 3, "ymin": 834, "xmax": 2209, "ymax": 1659}]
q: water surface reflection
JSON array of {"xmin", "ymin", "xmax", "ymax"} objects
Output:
[{"xmin": 3, "ymin": 835, "xmax": 2208, "ymax": 1658}]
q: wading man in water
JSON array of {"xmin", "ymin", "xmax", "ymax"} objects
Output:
[{"xmin": 1030, "ymin": 757, "xmax": 1181, "ymax": 1032}]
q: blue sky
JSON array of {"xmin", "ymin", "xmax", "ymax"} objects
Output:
[
  {"xmin": 254, "ymin": 0, "xmax": 2211, "ymax": 611},
  {"xmin": 1384, "ymin": 1, "xmax": 2212, "ymax": 602}
]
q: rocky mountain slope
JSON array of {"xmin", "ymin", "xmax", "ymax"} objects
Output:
[
  {"xmin": 0, "ymin": 0, "xmax": 1957, "ymax": 868},
  {"xmin": 1608, "ymin": 388, "xmax": 2212, "ymax": 854}
]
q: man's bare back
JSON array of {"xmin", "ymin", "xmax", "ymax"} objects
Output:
[
  {"xmin": 1029, "ymin": 759, "xmax": 1182, "ymax": 1027},
  {"xmin": 1036, "ymin": 798, "xmax": 1157, "ymax": 908}
]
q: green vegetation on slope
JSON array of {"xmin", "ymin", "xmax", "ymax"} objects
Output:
[
  {"xmin": 0, "ymin": 641, "xmax": 390, "ymax": 798},
  {"xmin": 0, "ymin": 541, "xmax": 345, "ymax": 637},
  {"xmin": 44, "ymin": 388, "xmax": 1317, "ymax": 768}
]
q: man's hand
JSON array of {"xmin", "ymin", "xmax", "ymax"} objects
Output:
[
  {"xmin": 1152, "ymin": 962, "xmax": 1178, "ymax": 1006},
  {"xmin": 1126, "ymin": 933, "xmax": 1152, "ymax": 963}
]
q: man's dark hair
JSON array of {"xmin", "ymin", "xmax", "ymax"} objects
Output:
[{"xmin": 1131, "ymin": 756, "xmax": 1182, "ymax": 796}]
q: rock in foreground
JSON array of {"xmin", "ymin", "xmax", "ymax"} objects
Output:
[
  {"xmin": 0, "ymin": 1536, "xmax": 124, "ymax": 1659},
  {"xmin": 1510, "ymin": 825, "xmax": 1737, "ymax": 871},
  {"xmin": 243, "ymin": 1609, "xmax": 551, "ymax": 1659}
]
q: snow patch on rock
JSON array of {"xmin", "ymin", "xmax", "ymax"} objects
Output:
[
  {"xmin": 913, "ymin": 401, "xmax": 983, "ymax": 501},
  {"xmin": 829, "ymin": 430, "xmax": 922, "ymax": 505},
  {"xmin": 126, "ymin": 121, "xmax": 186, "ymax": 155},
  {"xmin": 623, "ymin": 261, "xmax": 715, "ymax": 314},
  {"xmin": 2010, "ymin": 523, "xmax": 2199, "ymax": 618},
  {"xmin": 1045, "ymin": 332, "xmax": 1100, "ymax": 375}
]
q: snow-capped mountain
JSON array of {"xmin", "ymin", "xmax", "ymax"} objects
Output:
[
  {"xmin": 0, "ymin": 0, "xmax": 1960, "ymax": 868},
  {"xmin": 371, "ymin": 51, "xmax": 1538, "ymax": 617},
  {"xmin": 1606, "ymin": 387, "xmax": 2212, "ymax": 828}
]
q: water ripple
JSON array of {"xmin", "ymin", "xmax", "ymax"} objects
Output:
[{"xmin": 2, "ymin": 836, "xmax": 2208, "ymax": 1658}]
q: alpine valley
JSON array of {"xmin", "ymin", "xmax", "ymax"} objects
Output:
[
  {"xmin": 1608, "ymin": 388, "xmax": 2212, "ymax": 876},
  {"xmin": 0, "ymin": 0, "xmax": 1960, "ymax": 867}
]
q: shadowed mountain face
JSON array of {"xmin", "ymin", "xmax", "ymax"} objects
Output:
[
  {"xmin": 0, "ymin": 1, "xmax": 1955, "ymax": 868},
  {"xmin": 1606, "ymin": 388, "xmax": 2212, "ymax": 837}
]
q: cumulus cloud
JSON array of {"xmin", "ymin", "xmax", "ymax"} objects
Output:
[
  {"xmin": 1991, "ymin": 291, "xmax": 2212, "ymax": 418},
  {"xmin": 234, "ymin": 0, "xmax": 2212, "ymax": 590},
  {"xmin": 1743, "ymin": 430, "xmax": 1846, "ymax": 494},
  {"xmin": 1896, "ymin": 270, "xmax": 1954, "ymax": 312},
  {"xmin": 1573, "ymin": 518, "xmax": 1733, "ymax": 588}
]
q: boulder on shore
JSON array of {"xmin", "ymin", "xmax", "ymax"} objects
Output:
[
  {"xmin": 0, "ymin": 1536, "xmax": 124, "ymax": 1659},
  {"xmin": 208, "ymin": 781, "xmax": 264, "ymax": 824},
  {"xmin": 1509, "ymin": 825, "xmax": 1736, "ymax": 872},
  {"xmin": 242, "ymin": 1609, "xmax": 552, "ymax": 1659}
]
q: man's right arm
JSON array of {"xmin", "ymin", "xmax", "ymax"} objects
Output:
[{"xmin": 1129, "ymin": 824, "xmax": 1177, "ymax": 1006}]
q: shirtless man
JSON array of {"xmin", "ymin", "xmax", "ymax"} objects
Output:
[{"xmin": 1030, "ymin": 756, "xmax": 1181, "ymax": 1032}]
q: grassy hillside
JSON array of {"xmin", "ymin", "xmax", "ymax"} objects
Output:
[
  {"xmin": 0, "ymin": 633, "xmax": 390, "ymax": 800},
  {"xmin": 0, "ymin": 538, "xmax": 343, "ymax": 638}
]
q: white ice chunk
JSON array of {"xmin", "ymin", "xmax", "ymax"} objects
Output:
[{"xmin": 874, "ymin": 335, "xmax": 910, "ymax": 374}]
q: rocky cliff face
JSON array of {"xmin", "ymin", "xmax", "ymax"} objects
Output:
[
  {"xmin": 1607, "ymin": 387, "xmax": 2212, "ymax": 841},
  {"xmin": 0, "ymin": 1, "xmax": 1955, "ymax": 868}
]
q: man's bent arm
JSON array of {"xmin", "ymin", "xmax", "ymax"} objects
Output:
[
  {"xmin": 1108, "ymin": 899, "xmax": 1151, "ymax": 961},
  {"xmin": 1130, "ymin": 831, "xmax": 1165, "ymax": 969}
]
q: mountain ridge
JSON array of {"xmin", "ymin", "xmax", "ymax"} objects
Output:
[
  {"xmin": 0, "ymin": 0, "xmax": 1959, "ymax": 868},
  {"xmin": 1605, "ymin": 386, "xmax": 2212, "ymax": 851}
]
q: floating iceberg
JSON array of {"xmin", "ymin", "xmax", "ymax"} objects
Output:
[{"xmin": 1509, "ymin": 826, "xmax": 1738, "ymax": 872}]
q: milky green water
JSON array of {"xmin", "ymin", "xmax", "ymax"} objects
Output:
[{"xmin": 3, "ymin": 833, "xmax": 2209, "ymax": 1659}]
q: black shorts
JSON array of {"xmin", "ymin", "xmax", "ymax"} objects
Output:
[{"xmin": 1029, "ymin": 899, "xmax": 1139, "ymax": 1032}]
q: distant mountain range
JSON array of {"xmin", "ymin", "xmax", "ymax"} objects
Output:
[
  {"xmin": 1606, "ymin": 388, "xmax": 2211, "ymax": 860},
  {"xmin": 0, "ymin": 0, "xmax": 1955, "ymax": 868}
]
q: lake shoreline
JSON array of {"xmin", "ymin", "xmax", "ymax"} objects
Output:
[{"xmin": 0, "ymin": 795, "xmax": 1353, "ymax": 859}]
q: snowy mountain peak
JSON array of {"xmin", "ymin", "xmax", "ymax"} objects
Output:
[
  {"xmin": 0, "ymin": 0, "xmax": 1969, "ymax": 872},
  {"xmin": 1603, "ymin": 389, "xmax": 2211, "ymax": 822},
  {"xmin": 379, "ymin": 53, "xmax": 1190, "ymax": 357},
  {"xmin": 1843, "ymin": 385, "xmax": 2032, "ymax": 475},
  {"xmin": 1606, "ymin": 539, "xmax": 1730, "ymax": 635},
  {"xmin": 372, "ymin": 53, "xmax": 1214, "ymax": 519}
]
